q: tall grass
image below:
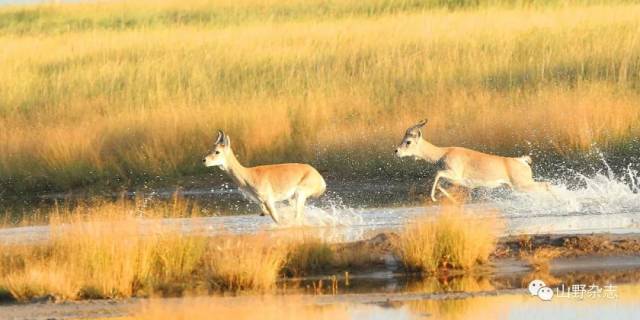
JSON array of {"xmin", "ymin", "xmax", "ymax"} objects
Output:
[
  {"xmin": 0, "ymin": 200, "xmax": 208, "ymax": 300},
  {"xmin": 204, "ymin": 234, "xmax": 289, "ymax": 291},
  {"xmin": 397, "ymin": 205, "xmax": 502, "ymax": 273},
  {"xmin": 0, "ymin": 199, "xmax": 381, "ymax": 301},
  {"xmin": 1, "ymin": 1, "xmax": 640, "ymax": 193}
]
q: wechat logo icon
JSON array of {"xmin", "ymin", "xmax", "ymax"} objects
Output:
[{"xmin": 528, "ymin": 279, "xmax": 554, "ymax": 301}]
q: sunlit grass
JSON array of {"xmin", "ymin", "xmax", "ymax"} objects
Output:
[
  {"xmin": 397, "ymin": 205, "xmax": 502, "ymax": 273},
  {"xmin": 1, "ymin": 1, "xmax": 639, "ymax": 192},
  {"xmin": 203, "ymin": 234, "xmax": 290, "ymax": 291},
  {"xmin": 0, "ymin": 200, "xmax": 207, "ymax": 300},
  {"xmin": 0, "ymin": 198, "xmax": 383, "ymax": 301},
  {"xmin": 284, "ymin": 236, "xmax": 335, "ymax": 276}
]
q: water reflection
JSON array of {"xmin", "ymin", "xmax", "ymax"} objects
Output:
[
  {"xmin": 127, "ymin": 281, "xmax": 640, "ymax": 319},
  {"xmin": 288, "ymin": 262, "xmax": 640, "ymax": 301},
  {"xmin": 396, "ymin": 283, "xmax": 640, "ymax": 320},
  {"xmin": 403, "ymin": 274, "xmax": 495, "ymax": 294}
]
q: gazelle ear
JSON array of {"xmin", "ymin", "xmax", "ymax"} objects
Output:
[
  {"xmin": 415, "ymin": 119, "xmax": 428, "ymax": 137},
  {"xmin": 406, "ymin": 119, "xmax": 428, "ymax": 137},
  {"xmin": 215, "ymin": 130, "xmax": 224, "ymax": 145},
  {"xmin": 223, "ymin": 134, "xmax": 231, "ymax": 148}
]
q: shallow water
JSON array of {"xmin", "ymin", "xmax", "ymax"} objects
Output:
[
  {"xmin": 358, "ymin": 283, "xmax": 640, "ymax": 320},
  {"xmin": 2, "ymin": 159, "xmax": 640, "ymax": 244},
  {"xmin": 198, "ymin": 259, "xmax": 640, "ymax": 319}
]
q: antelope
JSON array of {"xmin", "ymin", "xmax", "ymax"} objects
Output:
[
  {"xmin": 395, "ymin": 119, "xmax": 552, "ymax": 202},
  {"xmin": 203, "ymin": 131, "xmax": 326, "ymax": 224}
]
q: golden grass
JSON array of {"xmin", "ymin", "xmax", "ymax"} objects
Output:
[
  {"xmin": 0, "ymin": 199, "xmax": 383, "ymax": 301},
  {"xmin": 284, "ymin": 237, "xmax": 335, "ymax": 276},
  {"xmin": 397, "ymin": 205, "xmax": 502, "ymax": 273},
  {"xmin": 0, "ymin": 200, "xmax": 209, "ymax": 300},
  {"xmin": 1, "ymin": 2, "xmax": 640, "ymax": 192},
  {"xmin": 204, "ymin": 234, "xmax": 289, "ymax": 291}
]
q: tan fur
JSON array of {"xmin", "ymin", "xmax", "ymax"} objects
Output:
[
  {"xmin": 204, "ymin": 132, "xmax": 325, "ymax": 223},
  {"xmin": 395, "ymin": 120, "xmax": 551, "ymax": 202}
]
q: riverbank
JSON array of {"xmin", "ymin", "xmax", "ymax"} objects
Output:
[
  {"xmin": 2, "ymin": 225, "xmax": 640, "ymax": 302},
  {"xmin": 3, "ymin": 242, "xmax": 640, "ymax": 319}
]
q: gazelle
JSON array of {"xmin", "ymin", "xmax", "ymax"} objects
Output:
[
  {"xmin": 395, "ymin": 119, "xmax": 552, "ymax": 202},
  {"xmin": 203, "ymin": 131, "xmax": 326, "ymax": 224}
]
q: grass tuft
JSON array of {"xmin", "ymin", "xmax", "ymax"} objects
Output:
[
  {"xmin": 204, "ymin": 234, "xmax": 289, "ymax": 291},
  {"xmin": 284, "ymin": 236, "xmax": 335, "ymax": 276},
  {"xmin": 397, "ymin": 205, "xmax": 502, "ymax": 273}
]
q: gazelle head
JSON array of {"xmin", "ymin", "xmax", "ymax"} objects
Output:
[
  {"xmin": 395, "ymin": 119, "xmax": 427, "ymax": 158},
  {"xmin": 203, "ymin": 130, "xmax": 231, "ymax": 168}
]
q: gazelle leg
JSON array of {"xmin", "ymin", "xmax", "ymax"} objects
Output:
[
  {"xmin": 516, "ymin": 182, "xmax": 559, "ymax": 200},
  {"xmin": 431, "ymin": 170, "xmax": 459, "ymax": 203},
  {"xmin": 540, "ymin": 182, "xmax": 561, "ymax": 200},
  {"xmin": 294, "ymin": 192, "xmax": 307, "ymax": 221},
  {"xmin": 437, "ymin": 185, "xmax": 458, "ymax": 204},
  {"xmin": 259, "ymin": 203, "xmax": 269, "ymax": 217},
  {"xmin": 430, "ymin": 171, "xmax": 445, "ymax": 202},
  {"xmin": 264, "ymin": 200, "xmax": 280, "ymax": 224}
]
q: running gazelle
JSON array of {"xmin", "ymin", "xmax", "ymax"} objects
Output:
[
  {"xmin": 395, "ymin": 119, "xmax": 551, "ymax": 201},
  {"xmin": 203, "ymin": 131, "xmax": 326, "ymax": 223}
]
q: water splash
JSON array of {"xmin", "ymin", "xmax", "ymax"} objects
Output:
[
  {"xmin": 214, "ymin": 156, "xmax": 640, "ymax": 239},
  {"xmin": 265, "ymin": 204, "xmax": 364, "ymax": 228},
  {"xmin": 493, "ymin": 156, "xmax": 640, "ymax": 218},
  {"xmin": 262, "ymin": 207, "xmax": 366, "ymax": 242}
]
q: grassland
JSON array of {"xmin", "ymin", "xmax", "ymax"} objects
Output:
[{"xmin": 1, "ymin": 0, "xmax": 640, "ymax": 193}]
